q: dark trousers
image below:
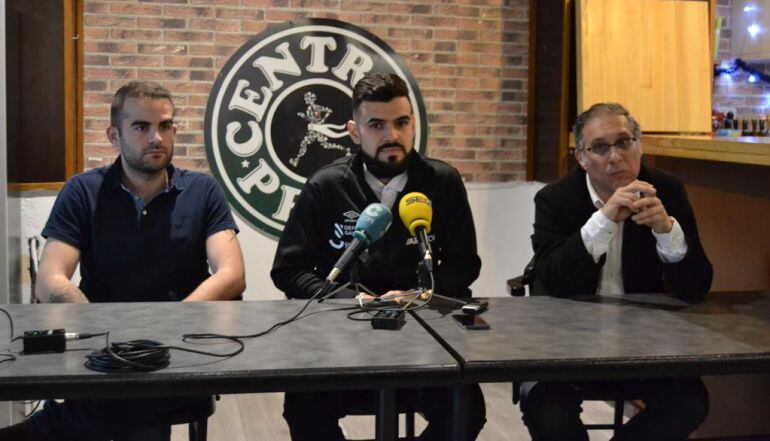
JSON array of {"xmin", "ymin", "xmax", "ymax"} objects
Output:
[
  {"xmin": 518, "ymin": 377, "xmax": 709, "ymax": 441},
  {"xmin": 284, "ymin": 385, "xmax": 486, "ymax": 441},
  {"xmin": 25, "ymin": 397, "xmax": 207, "ymax": 441}
]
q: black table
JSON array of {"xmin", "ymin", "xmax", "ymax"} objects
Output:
[
  {"xmin": 412, "ymin": 292, "xmax": 770, "ymax": 440},
  {"xmin": 4, "ymin": 294, "xmax": 770, "ymax": 441},
  {"xmin": 0, "ymin": 300, "xmax": 461, "ymax": 441}
]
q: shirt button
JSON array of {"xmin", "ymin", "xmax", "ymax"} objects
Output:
[{"xmin": 142, "ymin": 210, "xmax": 147, "ymax": 216}]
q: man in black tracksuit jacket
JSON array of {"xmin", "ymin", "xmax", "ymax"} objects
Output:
[
  {"xmin": 271, "ymin": 151, "xmax": 480, "ymax": 300},
  {"xmin": 271, "ymin": 73, "xmax": 486, "ymax": 440}
]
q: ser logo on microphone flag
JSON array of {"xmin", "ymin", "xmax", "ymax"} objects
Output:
[{"xmin": 204, "ymin": 18, "xmax": 427, "ymax": 239}]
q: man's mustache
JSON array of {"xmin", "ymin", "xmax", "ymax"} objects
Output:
[{"xmin": 377, "ymin": 143, "xmax": 406, "ymax": 154}]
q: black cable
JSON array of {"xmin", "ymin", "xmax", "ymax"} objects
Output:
[
  {"xmin": 85, "ymin": 282, "xmax": 337, "ymax": 373},
  {"xmin": 86, "ymin": 335, "xmax": 170, "ymax": 372},
  {"xmin": 0, "ymin": 308, "xmax": 15, "ymax": 341},
  {"xmin": 347, "ymin": 310, "xmax": 375, "ymax": 321},
  {"xmin": 85, "ymin": 331, "xmax": 245, "ymax": 373},
  {"xmin": 0, "ymin": 308, "xmax": 17, "ymax": 365},
  {"xmin": 0, "ymin": 353, "xmax": 16, "ymax": 365},
  {"xmin": 183, "ymin": 280, "xmax": 332, "ymax": 343},
  {"xmin": 25, "ymin": 400, "xmax": 42, "ymax": 418},
  {"xmin": 77, "ymin": 332, "xmax": 108, "ymax": 340}
]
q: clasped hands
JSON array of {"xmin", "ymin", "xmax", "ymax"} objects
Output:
[{"xmin": 601, "ymin": 180, "xmax": 674, "ymax": 234}]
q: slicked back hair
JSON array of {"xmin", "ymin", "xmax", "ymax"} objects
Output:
[
  {"xmin": 110, "ymin": 81, "xmax": 174, "ymax": 132},
  {"xmin": 351, "ymin": 73, "xmax": 410, "ymax": 115}
]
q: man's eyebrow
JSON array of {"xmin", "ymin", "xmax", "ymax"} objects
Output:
[
  {"xmin": 590, "ymin": 132, "xmax": 631, "ymax": 143},
  {"xmin": 366, "ymin": 117, "xmax": 385, "ymax": 124},
  {"xmin": 129, "ymin": 119, "xmax": 174, "ymax": 126}
]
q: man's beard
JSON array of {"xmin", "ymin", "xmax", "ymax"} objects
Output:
[
  {"xmin": 120, "ymin": 141, "xmax": 172, "ymax": 175},
  {"xmin": 361, "ymin": 144, "xmax": 414, "ymax": 179}
]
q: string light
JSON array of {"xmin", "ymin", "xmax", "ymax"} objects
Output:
[
  {"xmin": 715, "ymin": 58, "xmax": 770, "ymax": 85},
  {"xmin": 748, "ymin": 23, "xmax": 762, "ymax": 37}
]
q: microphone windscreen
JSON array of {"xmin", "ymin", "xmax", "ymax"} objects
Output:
[
  {"xmin": 399, "ymin": 192, "xmax": 432, "ymax": 236},
  {"xmin": 355, "ymin": 203, "xmax": 393, "ymax": 245}
]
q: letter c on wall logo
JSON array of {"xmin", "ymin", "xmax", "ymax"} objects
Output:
[{"xmin": 205, "ymin": 19, "xmax": 427, "ymax": 239}]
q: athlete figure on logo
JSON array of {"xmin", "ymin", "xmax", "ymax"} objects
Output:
[
  {"xmin": 272, "ymin": 73, "xmax": 486, "ymax": 440},
  {"xmin": 290, "ymin": 91, "xmax": 350, "ymax": 167}
]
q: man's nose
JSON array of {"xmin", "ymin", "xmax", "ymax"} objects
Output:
[
  {"xmin": 607, "ymin": 145, "xmax": 622, "ymax": 161},
  {"xmin": 148, "ymin": 128, "xmax": 162, "ymax": 144},
  {"xmin": 385, "ymin": 125, "xmax": 398, "ymax": 143}
]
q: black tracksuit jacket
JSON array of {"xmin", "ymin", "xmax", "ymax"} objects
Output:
[{"xmin": 271, "ymin": 152, "xmax": 481, "ymax": 300}]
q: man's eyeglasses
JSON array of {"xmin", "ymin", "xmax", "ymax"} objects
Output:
[{"xmin": 584, "ymin": 137, "xmax": 637, "ymax": 157}]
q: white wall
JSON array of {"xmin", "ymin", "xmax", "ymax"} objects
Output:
[{"xmin": 20, "ymin": 181, "xmax": 544, "ymax": 301}]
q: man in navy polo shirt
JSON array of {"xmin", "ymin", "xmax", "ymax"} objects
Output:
[{"xmin": 0, "ymin": 81, "xmax": 245, "ymax": 440}]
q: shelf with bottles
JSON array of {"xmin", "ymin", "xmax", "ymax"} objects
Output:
[{"xmin": 712, "ymin": 111, "xmax": 770, "ymax": 138}]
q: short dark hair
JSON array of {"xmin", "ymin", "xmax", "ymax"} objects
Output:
[
  {"xmin": 110, "ymin": 81, "xmax": 174, "ymax": 130},
  {"xmin": 351, "ymin": 73, "xmax": 410, "ymax": 114},
  {"xmin": 573, "ymin": 102, "xmax": 641, "ymax": 151}
]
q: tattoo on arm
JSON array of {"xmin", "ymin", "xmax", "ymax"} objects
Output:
[{"xmin": 47, "ymin": 293, "xmax": 66, "ymax": 303}]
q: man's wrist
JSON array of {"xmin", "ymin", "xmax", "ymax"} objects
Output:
[{"xmin": 654, "ymin": 216, "xmax": 674, "ymax": 234}]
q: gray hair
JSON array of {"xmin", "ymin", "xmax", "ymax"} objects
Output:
[{"xmin": 573, "ymin": 102, "xmax": 641, "ymax": 152}]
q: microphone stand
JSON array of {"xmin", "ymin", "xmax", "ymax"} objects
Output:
[
  {"xmin": 416, "ymin": 260, "xmax": 470, "ymax": 308},
  {"xmin": 318, "ymin": 260, "xmax": 377, "ymax": 303}
]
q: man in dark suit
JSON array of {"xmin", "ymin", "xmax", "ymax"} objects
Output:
[{"xmin": 519, "ymin": 102, "xmax": 713, "ymax": 441}]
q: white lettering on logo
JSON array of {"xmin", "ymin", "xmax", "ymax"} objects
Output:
[
  {"xmin": 332, "ymin": 43, "xmax": 374, "ymax": 87},
  {"xmin": 237, "ymin": 158, "xmax": 280, "ymax": 194},
  {"xmin": 225, "ymin": 120, "xmax": 262, "ymax": 157},
  {"xmin": 228, "ymin": 79, "xmax": 273, "ymax": 122},
  {"xmin": 300, "ymin": 36, "xmax": 337, "ymax": 73},
  {"xmin": 272, "ymin": 185, "xmax": 302, "ymax": 222},
  {"xmin": 253, "ymin": 42, "xmax": 302, "ymax": 91}
]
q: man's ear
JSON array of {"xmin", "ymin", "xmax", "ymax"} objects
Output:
[
  {"xmin": 106, "ymin": 126, "xmax": 120, "ymax": 149},
  {"xmin": 574, "ymin": 148, "xmax": 587, "ymax": 170},
  {"xmin": 347, "ymin": 120, "xmax": 360, "ymax": 145}
]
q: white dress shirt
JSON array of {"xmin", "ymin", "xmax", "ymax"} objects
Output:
[
  {"xmin": 580, "ymin": 174, "xmax": 688, "ymax": 294},
  {"xmin": 363, "ymin": 164, "xmax": 408, "ymax": 210}
]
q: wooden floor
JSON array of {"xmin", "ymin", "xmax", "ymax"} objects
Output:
[{"xmin": 171, "ymin": 382, "xmax": 617, "ymax": 441}]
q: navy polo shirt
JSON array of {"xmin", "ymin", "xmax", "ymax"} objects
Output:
[{"xmin": 42, "ymin": 157, "xmax": 239, "ymax": 303}]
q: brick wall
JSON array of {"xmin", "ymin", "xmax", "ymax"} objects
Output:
[
  {"xmin": 713, "ymin": 0, "xmax": 770, "ymax": 118},
  {"xmin": 82, "ymin": 0, "xmax": 530, "ymax": 182}
]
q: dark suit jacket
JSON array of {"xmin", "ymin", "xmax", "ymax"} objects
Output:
[{"xmin": 531, "ymin": 165, "xmax": 712, "ymax": 302}]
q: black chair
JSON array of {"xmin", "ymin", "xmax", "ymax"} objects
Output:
[
  {"xmin": 506, "ymin": 257, "xmax": 631, "ymax": 435},
  {"xmin": 28, "ymin": 236, "xmax": 43, "ymax": 304},
  {"xmin": 506, "ymin": 257, "xmax": 535, "ymax": 297},
  {"xmin": 158, "ymin": 396, "xmax": 217, "ymax": 441}
]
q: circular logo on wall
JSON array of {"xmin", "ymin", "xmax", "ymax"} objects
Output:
[{"xmin": 205, "ymin": 18, "xmax": 427, "ymax": 239}]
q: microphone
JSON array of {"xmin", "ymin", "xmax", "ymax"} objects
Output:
[
  {"xmin": 398, "ymin": 192, "xmax": 433, "ymax": 272},
  {"xmin": 325, "ymin": 203, "xmax": 392, "ymax": 284}
]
